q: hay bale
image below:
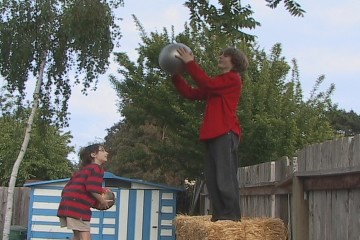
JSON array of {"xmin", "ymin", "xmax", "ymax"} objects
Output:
[{"xmin": 174, "ymin": 215, "xmax": 288, "ymax": 240}]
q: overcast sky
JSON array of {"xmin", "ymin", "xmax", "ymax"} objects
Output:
[{"xmin": 31, "ymin": 0, "xmax": 360, "ymax": 161}]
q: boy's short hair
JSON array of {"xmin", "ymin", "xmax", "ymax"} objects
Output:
[
  {"xmin": 222, "ymin": 47, "xmax": 249, "ymax": 75},
  {"xmin": 79, "ymin": 143, "xmax": 104, "ymax": 167}
]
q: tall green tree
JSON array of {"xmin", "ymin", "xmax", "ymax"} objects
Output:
[
  {"xmin": 0, "ymin": 1, "xmax": 122, "ymax": 239},
  {"xmin": 107, "ymin": 19, "xmax": 204, "ymax": 184},
  {"xmin": 0, "ymin": 106, "xmax": 74, "ymax": 186},
  {"xmin": 240, "ymin": 49, "xmax": 335, "ymax": 165}
]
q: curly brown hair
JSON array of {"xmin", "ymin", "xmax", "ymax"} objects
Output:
[{"xmin": 221, "ymin": 47, "xmax": 249, "ymax": 75}]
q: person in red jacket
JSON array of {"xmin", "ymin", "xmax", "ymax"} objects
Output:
[
  {"xmin": 172, "ymin": 47, "xmax": 248, "ymax": 222},
  {"xmin": 57, "ymin": 144, "xmax": 112, "ymax": 240}
]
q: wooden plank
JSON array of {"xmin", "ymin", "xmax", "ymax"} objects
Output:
[
  {"xmin": 295, "ymin": 166, "xmax": 360, "ymax": 177},
  {"xmin": 322, "ymin": 191, "xmax": 332, "ymax": 240},
  {"xmin": 240, "ymin": 184, "xmax": 291, "ymax": 195},
  {"xmin": 255, "ymin": 164, "xmax": 261, "ymax": 184},
  {"xmin": 328, "ymin": 139, "xmax": 336, "ymax": 169},
  {"xmin": 350, "ymin": 134, "xmax": 360, "ymax": 167},
  {"xmin": 246, "ymin": 167, "xmax": 360, "ymax": 192},
  {"xmin": 326, "ymin": 138, "xmax": 343, "ymax": 169},
  {"xmin": 340, "ymin": 137, "xmax": 351, "ymax": 168},
  {"xmin": 305, "ymin": 144, "xmax": 312, "ymax": 171},
  {"xmin": 303, "ymin": 173, "xmax": 360, "ymax": 191},
  {"xmin": 270, "ymin": 162, "xmax": 275, "ymax": 217},
  {"xmin": 0, "ymin": 187, "xmax": 30, "ymax": 231},
  {"xmin": 239, "ymin": 166, "xmax": 246, "ymax": 187},
  {"xmin": 308, "ymin": 192, "xmax": 314, "ymax": 240},
  {"xmin": 276, "ymin": 194, "xmax": 289, "ymax": 227},
  {"xmin": 308, "ymin": 191, "xmax": 332, "ymax": 240},
  {"xmin": 244, "ymin": 166, "xmax": 250, "ymax": 185},
  {"xmin": 321, "ymin": 142, "xmax": 327, "ymax": 171},
  {"xmin": 313, "ymin": 142, "xmax": 321, "ymax": 171},
  {"xmin": 297, "ymin": 148, "xmax": 306, "ymax": 172},
  {"xmin": 275, "ymin": 157, "xmax": 287, "ymax": 181},
  {"xmin": 309, "ymin": 191, "xmax": 321, "ymax": 240},
  {"xmin": 292, "ymin": 177, "xmax": 308, "ymax": 240},
  {"xmin": 0, "ymin": 187, "xmax": 6, "ymax": 232},
  {"xmin": 330, "ymin": 190, "xmax": 349, "ymax": 240},
  {"xmin": 242, "ymin": 196, "xmax": 251, "ymax": 217},
  {"xmin": 348, "ymin": 189, "xmax": 360, "ymax": 240},
  {"xmin": 242, "ymin": 169, "xmax": 360, "ymax": 194}
]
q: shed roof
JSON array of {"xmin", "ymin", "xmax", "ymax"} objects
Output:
[{"xmin": 24, "ymin": 171, "xmax": 183, "ymax": 192}]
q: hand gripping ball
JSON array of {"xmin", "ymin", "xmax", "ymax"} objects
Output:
[
  {"xmin": 92, "ymin": 187, "xmax": 115, "ymax": 210},
  {"xmin": 158, "ymin": 43, "xmax": 192, "ymax": 75}
]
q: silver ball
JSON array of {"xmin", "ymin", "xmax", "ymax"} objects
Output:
[{"xmin": 159, "ymin": 43, "xmax": 192, "ymax": 74}]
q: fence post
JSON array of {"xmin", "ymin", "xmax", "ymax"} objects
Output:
[
  {"xmin": 270, "ymin": 161, "xmax": 276, "ymax": 218},
  {"xmin": 292, "ymin": 176, "xmax": 309, "ymax": 240}
]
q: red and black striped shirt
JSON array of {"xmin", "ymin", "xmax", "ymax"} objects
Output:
[{"xmin": 57, "ymin": 163, "xmax": 104, "ymax": 221}]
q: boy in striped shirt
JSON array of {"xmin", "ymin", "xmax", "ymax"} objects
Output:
[{"xmin": 58, "ymin": 144, "xmax": 112, "ymax": 240}]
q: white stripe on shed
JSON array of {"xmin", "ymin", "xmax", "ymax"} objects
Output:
[
  {"xmin": 102, "ymin": 227, "xmax": 116, "ymax": 235},
  {"xmin": 161, "ymin": 219, "xmax": 172, "ymax": 226},
  {"xmin": 32, "ymin": 215, "xmax": 59, "ymax": 222},
  {"xmin": 134, "ymin": 190, "xmax": 144, "ymax": 240},
  {"xmin": 34, "ymin": 188, "xmax": 62, "ymax": 196},
  {"xmin": 161, "ymin": 228, "xmax": 173, "ymax": 236},
  {"xmin": 150, "ymin": 190, "xmax": 160, "ymax": 240},
  {"xmin": 161, "ymin": 205, "xmax": 173, "ymax": 214},
  {"xmin": 119, "ymin": 190, "xmax": 129, "ymax": 239},
  {"xmin": 162, "ymin": 192, "xmax": 174, "ymax": 199},
  {"xmin": 33, "ymin": 202, "xmax": 59, "ymax": 209}
]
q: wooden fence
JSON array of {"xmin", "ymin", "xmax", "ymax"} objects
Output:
[
  {"xmin": 0, "ymin": 187, "xmax": 30, "ymax": 232},
  {"xmin": 199, "ymin": 134, "xmax": 360, "ymax": 240}
]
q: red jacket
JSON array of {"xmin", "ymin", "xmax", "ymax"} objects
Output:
[
  {"xmin": 172, "ymin": 61, "xmax": 242, "ymax": 140},
  {"xmin": 57, "ymin": 163, "xmax": 104, "ymax": 221}
]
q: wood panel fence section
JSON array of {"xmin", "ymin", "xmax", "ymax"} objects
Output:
[
  {"xmin": 236, "ymin": 134, "xmax": 360, "ymax": 240},
  {"xmin": 239, "ymin": 157, "xmax": 293, "ymax": 229},
  {"xmin": 294, "ymin": 134, "xmax": 360, "ymax": 240},
  {"xmin": 0, "ymin": 187, "xmax": 30, "ymax": 232}
]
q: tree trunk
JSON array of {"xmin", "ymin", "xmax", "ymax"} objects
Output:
[{"xmin": 2, "ymin": 51, "xmax": 47, "ymax": 240}]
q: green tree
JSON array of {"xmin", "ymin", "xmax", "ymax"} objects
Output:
[
  {"xmin": 240, "ymin": 50, "xmax": 335, "ymax": 165},
  {"xmin": 106, "ymin": 20, "xmax": 204, "ymax": 185},
  {"xmin": 0, "ymin": 112, "xmax": 74, "ymax": 186},
  {"xmin": 0, "ymin": 87, "xmax": 74, "ymax": 184},
  {"xmin": 327, "ymin": 107, "xmax": 360, "ymax": 136},
  {"xmin": 0, "ymin": 1, "xmax": 122, "ymax": 239},
  {"xmin": 185, "ymin": 0, "xmax": 260, "ymax": 42},
  {"xmin": 105, "ymin": 121, "xmax": 191, "ymax": 185}
]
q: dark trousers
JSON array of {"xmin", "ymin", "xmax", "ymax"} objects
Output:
[{"xmin": 204, "ymin": 131, "xmax": 241, "ymax": 221}]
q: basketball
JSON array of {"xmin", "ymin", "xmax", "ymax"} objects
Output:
[
  {"xmin": 92, "ymin": 188, "xmax": 115, "ymax": 210},
  {"xmin": 158, "ymin": 43, "xmax": 192, "ymax": 75}
]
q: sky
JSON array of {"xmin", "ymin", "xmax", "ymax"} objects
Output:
[{"xmin": 9, "ymin": 0, "xmax": 359, "ymax": 162}]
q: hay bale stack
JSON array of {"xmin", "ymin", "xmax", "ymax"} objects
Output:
[{"xmin": 174, "ymin": 215, "xmax": 287, "ymax": 240}]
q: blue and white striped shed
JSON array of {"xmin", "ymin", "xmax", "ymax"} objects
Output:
[{"xmin": 24, "ymin": 172, "xmax": 183, "ymax": 240}]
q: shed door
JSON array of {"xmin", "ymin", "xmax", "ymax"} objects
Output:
[
  {"xmin": 91, "ymin": 189, "xmax": 119, "ymax": 240},
  {"xmin": 117, "ymin": 189, "xmax": 160, "ymax": 240}
]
